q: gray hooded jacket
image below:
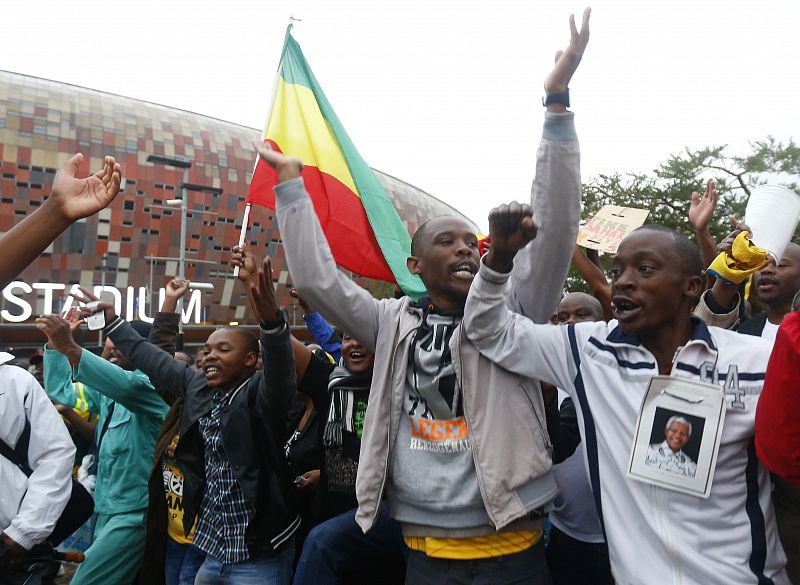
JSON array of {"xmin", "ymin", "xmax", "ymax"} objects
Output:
[{"xmin": 275, "ymin": 112, "xmax": 581, "ymax": 533}]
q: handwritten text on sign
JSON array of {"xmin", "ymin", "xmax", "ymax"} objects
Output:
[{"xmin": 577, "ymin": 205, "xmax": 650, "ymax": 253}]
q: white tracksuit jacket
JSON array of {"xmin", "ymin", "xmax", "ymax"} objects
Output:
[
  {"xmin": 464, "ymin": 262, "xmax": 789, "ymax": 585},
  {"xmin": 0, "ymin": 352, "xmax": 75, "ymax": 550}
]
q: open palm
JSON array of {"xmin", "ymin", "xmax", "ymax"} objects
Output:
[
  {"xmin": 51, "ymin": 153, "xmax": 122, "ymax": 221},
  {"xmin": 544, "ymin": 7, "xmax": 591, "ymax": 93}
]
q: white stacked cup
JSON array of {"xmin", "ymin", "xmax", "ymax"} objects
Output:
[{"xmin": 744, "ymin": 185, "xmax": 800, "ymax": 262}]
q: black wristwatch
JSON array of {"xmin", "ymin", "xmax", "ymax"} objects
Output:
[{"xmin": 542, "ymin": 89, "xmax": 570, "ymax": 108}]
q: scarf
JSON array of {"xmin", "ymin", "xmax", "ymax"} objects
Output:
[{"xmin": 322, "ymin": 365, "xmax": 372, "ymax": 447}]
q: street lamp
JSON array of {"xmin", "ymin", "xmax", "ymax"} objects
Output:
[{"xmin": 146, "ymin": 155, "xmax": 222, "ymax": 335}]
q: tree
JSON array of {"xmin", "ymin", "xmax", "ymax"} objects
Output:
[{"xmin": 566, "ymin": 136, "xmax": 800, "ymax": 294}]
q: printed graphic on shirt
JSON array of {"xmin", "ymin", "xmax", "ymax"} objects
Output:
[
  {"xmin": 410, "ymin": 417, "xmax": 470, "ymax": 453},
  {"xmin": 163, "ymin": 455, "xmax": 195, "ymax": 544},
  {"xmin": 284, "ymin": 428, "xmax": 301, "ymax": 460},
  {"xmin": 354, "ymin": 399, "xmax": 367, "ymax": 438},
  {"xmin": 405, "ymin": 313, "xmax": 470, "ymax": 453},
  {"xmin": 698, "ymin": 361, "xmax": 762, "ymax": 412}
]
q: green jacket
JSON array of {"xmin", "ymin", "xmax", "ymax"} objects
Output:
[{"xmin": 44, "ymin": 348, "xmax": 168, "ymax": 515}]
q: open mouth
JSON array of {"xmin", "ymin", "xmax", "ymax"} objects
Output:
[
  {"xmin": 347, "ymin": 351, "xmax": 367, "ymax": 363},
  {"xmin": 450, "ymin": 262, "xmax": 477, "ymax": 281},
  {"xmin": 204, "ymin": 365, "xmax": 221, "ymax": 377},
  {"xmin": 756, "ymin": 277, "xmax": 778, "ymax": 292},
  {"xmin": 611, "ymin": 296, "xmax": 642, "ymax": 322}
]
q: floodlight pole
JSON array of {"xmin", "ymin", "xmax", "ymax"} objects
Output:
[{"xmin": 146, "ymin": 155, "xmax": 192, "ymax": 335}]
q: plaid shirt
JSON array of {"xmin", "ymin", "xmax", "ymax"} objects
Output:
[{"xmin": 192, "ymin": 379, "xmax": 255, "ymax": 563}]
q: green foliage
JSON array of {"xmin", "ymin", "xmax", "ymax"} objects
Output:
[{"xmin": 566, "ymin": 137, "xmax": 800, "ymax": 294}]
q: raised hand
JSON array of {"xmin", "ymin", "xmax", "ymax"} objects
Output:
[
  {"xmin": 544, "ymin": 7, "xmax": 591, "ymax": 95},
  {"xmin": 289, "ymin": 288, "xmax": 311, "ymax": 315},
  {"xmin": 50, "ymin": 154, "xmax": 122, "ymax": 222},
  {"xmin": 716, "ymin": 222, "xmax": 752, "ymax": 256},
  {"xmin": 64, "ymin": 306, "xmax": 85, "ymax": 339},
  {"xmin": 253, "ymin": 140, "xmax": 304, "ymax": 183},
  {"xmin": 0, "ymin": 154, "xmax": 123, "ymax": 290},
  {"xmin": 36, "ymin": 314, "xmax": 82, "ymax": 361},
  {"xmin": 162, "ymin": 278, "xmax": 190, "ymax": 313},
  {"xmin": 69, "ymin": 286, "xmax": 116, "ymax": 323},
  {"xmin": 689, "ymin": 179, "xmax": 718, "ymax": 232},
  {"xmin": 485, "ymin": 202, "xmax": 538, "ymax": 273},
  {"xmin": 166, "ymin": 278, "xmax": 190, "ymax": 299},
  {"xmin": 249, "ymin": 257, "xmax": 281, "ymax": 324},
  {"xmin": 231, "ymin": 244, "xmax": 259, "ymax": 284}
]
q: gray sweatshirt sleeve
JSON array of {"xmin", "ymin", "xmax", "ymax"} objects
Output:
[
  {"xmin": 274, "ymin": 178, "xmax": 384, "ymax": 352},
  {"xmin": 465, "ymin": 258, "xmax": 577, "ymax": 392},
  {"xmin": 508, "ymin": 112, "xmax": 581, "ymax": 323}
]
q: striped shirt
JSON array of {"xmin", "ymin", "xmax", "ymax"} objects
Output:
[{"xmin": 192, "ymin": 379, "xmax": 255, "ymax": 563}]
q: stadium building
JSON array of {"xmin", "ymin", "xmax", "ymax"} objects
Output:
[{"xmin": 0, "ymin": 70, "xmax": 475, "ymax": 353}]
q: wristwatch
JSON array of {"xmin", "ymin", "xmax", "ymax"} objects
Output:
[{"xmin": 542, "ymin": 89, "xmax": 570, "ymax": 108}]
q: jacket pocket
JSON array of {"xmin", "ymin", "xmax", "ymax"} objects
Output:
[{"xmin": 105, "ymin": 409, "xmax": 133, "ymax": 457}]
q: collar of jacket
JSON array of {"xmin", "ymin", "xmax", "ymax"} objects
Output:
[{"xmin": 605, "ymin": 315, "xmax": 718, "ymax": 353}]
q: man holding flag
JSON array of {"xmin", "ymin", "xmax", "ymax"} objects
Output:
[{"xmin": 254, "ymin": 8, "xmax": 590, "ymax": 583}]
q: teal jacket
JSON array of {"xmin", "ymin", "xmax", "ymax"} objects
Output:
[{"xmin": 44, "ymin": 348, "xmax": 168, "ymax": 515}]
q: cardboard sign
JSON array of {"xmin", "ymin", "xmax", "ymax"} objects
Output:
[{"xmin": 577, "ymin": 205, "xmax": 650, "ymax": 253}]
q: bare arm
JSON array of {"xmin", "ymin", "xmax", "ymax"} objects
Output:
[
  {"xmin": 705, "ymin": 223, "xmax": 751, "ymax": 309},
  {"xmin": 688, "ymin": 179, "xmax": 719, "ymax": 289},
  {"xmin": 0, "ymin": 154, "xmax": 121, "ymax": 289},
  {"xmin": 55, "ymin": 403, "xmax": 97, "ymax": 444},
  {"xmin": 571, "ymin": 245, "xmax": 613, "ymax": 320},
  {"xmin": 231, "ymin": 245, "xmax": 314, "ymax": 383}
]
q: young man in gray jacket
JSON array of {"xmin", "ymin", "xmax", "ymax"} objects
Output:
[{"xmin": 257, "ymin": 9, "xmax": 589, "ymax": 582}]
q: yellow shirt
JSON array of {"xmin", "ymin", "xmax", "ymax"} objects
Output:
[
  {"xmin": 404, "ymin": 530, "xmax": 541, "ymax": 560},
  {"xmin": 163, "ymin": 456, "xmax": 196, "ymax": 544}
]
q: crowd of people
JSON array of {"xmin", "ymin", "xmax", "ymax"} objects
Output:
[{"xmin": 1, "ymin": 7, "xmax": 799, "ymax": 585}]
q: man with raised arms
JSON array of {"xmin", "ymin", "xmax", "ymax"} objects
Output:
[
  {"xmin": 463, "ymin": 205, "xmax": 789, "ymax": 584},
  {"xmin": 256, "ymin": 9, "xmax": 590, "ymax": 583}
]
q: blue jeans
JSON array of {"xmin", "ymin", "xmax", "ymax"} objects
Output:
[
  {"xmin": 164, "ymin": 539, "xmax": 206, "ymax": 585},
  {"xmin": 193, "ymin": 540, "xmax": 294, "ymax": 585},
  {"xmin": 293, "ymin": 502, "xmax": 405, "ymax": 585}
]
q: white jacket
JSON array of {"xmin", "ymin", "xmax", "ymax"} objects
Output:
[
  {"xmin": 465, "ymin": 264, "xmax": 789, "ymax": 585},
  {"xmin": 0, "ymin": 352, "xmax": 75, "ymax": 550}
]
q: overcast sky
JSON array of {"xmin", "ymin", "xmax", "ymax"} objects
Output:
[{"xmin": 4, "ymin": 0, "xmax": 798, "ymax": 230}]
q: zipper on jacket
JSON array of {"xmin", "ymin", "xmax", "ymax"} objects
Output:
[{"xmin": 653, "ymin": 484, "xmax": 683, "ymax": 585}]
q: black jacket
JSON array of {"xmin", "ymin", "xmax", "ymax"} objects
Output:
[
  {"xmin": 106, "ymin": 316, "xmax": 300, "ymax": 557},
  {"xmin": 738, "ymin": 312, "xmax": 768, "ymax": 337}
]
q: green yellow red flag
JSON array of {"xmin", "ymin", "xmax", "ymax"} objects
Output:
[{"xmin": 247, "ymin": 25, "xmax": 425, "ymax": 298}]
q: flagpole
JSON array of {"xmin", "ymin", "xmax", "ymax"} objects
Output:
[{"xmin": 232, "ymin": 20, "xmax": 296, "ymax": 278}]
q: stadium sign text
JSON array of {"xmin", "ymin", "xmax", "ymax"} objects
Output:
[{"xmin": 1, "ymin": 282, "xmax": 204, "ymax": 324}]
